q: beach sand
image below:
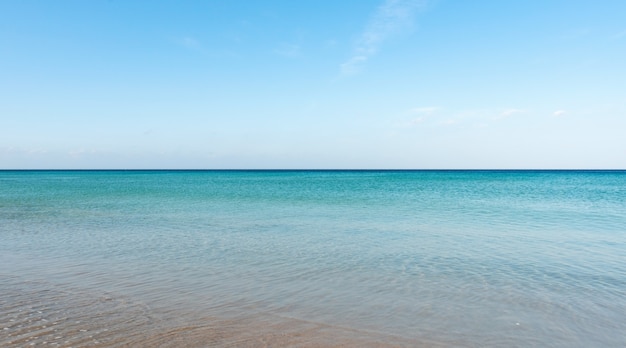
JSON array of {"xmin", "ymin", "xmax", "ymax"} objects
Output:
[{"xmin": 1, "ymin": 277, "xmax": 440, "ymax": 347}]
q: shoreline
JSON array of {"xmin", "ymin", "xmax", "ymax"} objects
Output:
[{"xmin": 1, "ymin": 276, "xmax": 441, "ymax": 347}]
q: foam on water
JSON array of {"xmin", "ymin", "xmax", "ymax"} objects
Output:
[{"xmin": 1, "ymin": 170, "xmax": 625, "ymax": 347}]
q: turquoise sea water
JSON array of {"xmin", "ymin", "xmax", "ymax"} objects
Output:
[{"xmin": 1, "ymin": 170, "xmax": 625, "ymax": 347}]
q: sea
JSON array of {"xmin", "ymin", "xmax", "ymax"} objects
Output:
[{"xmin": 1, "ymin": 170, "xmax": 625, "ymax": 347}]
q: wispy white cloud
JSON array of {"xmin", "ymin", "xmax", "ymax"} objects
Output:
[
  {"xmin": 410, "ymin": 106, "xmax": 439, "ymax": 114},
  {"xmin": 493, "ymin": 108, "xmax": 524, "ymax": 120},
  {"xmin": 501, "ymin": 108, "xmax": 524, "ymax": 117},
  {"xmin": 399, "ymin": 106, "xmax": 438, "ymax": 127},
  {"xmin": 178, "ymin": 37, "xmax": 201, "ymax": 49},
  {"xmin": 172, "ymin": 36, "xmax": 241, "ymax": 58},
  {"xmin": 341, "ymin": 56, "xmax": 368, "ymax": 75},
  {"xmin": 341, "ymin": 0, "xmax": 426, "ymax": 75},
  {"xmin": 553, "ymin": 110, "xmax": 567, "ymax": 117},
  {"xmin": 274, "ymin": 43, "xmax": 301, "ymax": 58}
]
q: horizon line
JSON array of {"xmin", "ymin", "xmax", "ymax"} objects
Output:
[{"xmin": 1, "ymin": 169, "xmax": 624, "ymax": 172}]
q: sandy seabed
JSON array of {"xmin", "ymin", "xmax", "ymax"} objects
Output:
[{"xmin": 1, "ymin": 277, "xmax": 442, "ymax": 348}]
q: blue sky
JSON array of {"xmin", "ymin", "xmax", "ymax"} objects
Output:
[{"xmin": 1, "ymin": 0, "xmax": 625, "ymax": 169}]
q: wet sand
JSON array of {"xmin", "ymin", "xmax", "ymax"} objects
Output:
[{"xmin": 1, "ymin": 276, "xmax": 441, "ymax": 347}]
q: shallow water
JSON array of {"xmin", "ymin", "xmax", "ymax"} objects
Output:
[{"xmin": 1, "ymin": 170, "xmax": 625, "ymax": 347}]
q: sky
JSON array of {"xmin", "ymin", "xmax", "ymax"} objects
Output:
[{"xmin": 1, "ymin": 0, "xmax": 625, "ymax": 169}]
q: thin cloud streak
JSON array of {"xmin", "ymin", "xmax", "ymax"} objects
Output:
[
  {"xmin": 178, "ymin": 37, "xmax": 201, "ymax": 50},
  {"xmin": 341, "ymin": 0, "xmax": 426, "ymax": 75},
  {"xmin": 411, "ymin": 106, "xmax": 439, "ymax": 114},
  {"xmin": 493, "ymin": 108, "xmax": 524, "ymax": 120},
  {"xmin": 274, "ymin": 43, "xmax": 301, "ymax": 58},
  {"xmin": 501, "ymin": 108, "xmax": 524, "ymax": 117}
]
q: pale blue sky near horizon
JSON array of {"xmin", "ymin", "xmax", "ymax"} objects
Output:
[{"xmin": 1, "ymin": 0, "xmax": 625, "ymax": 169}]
